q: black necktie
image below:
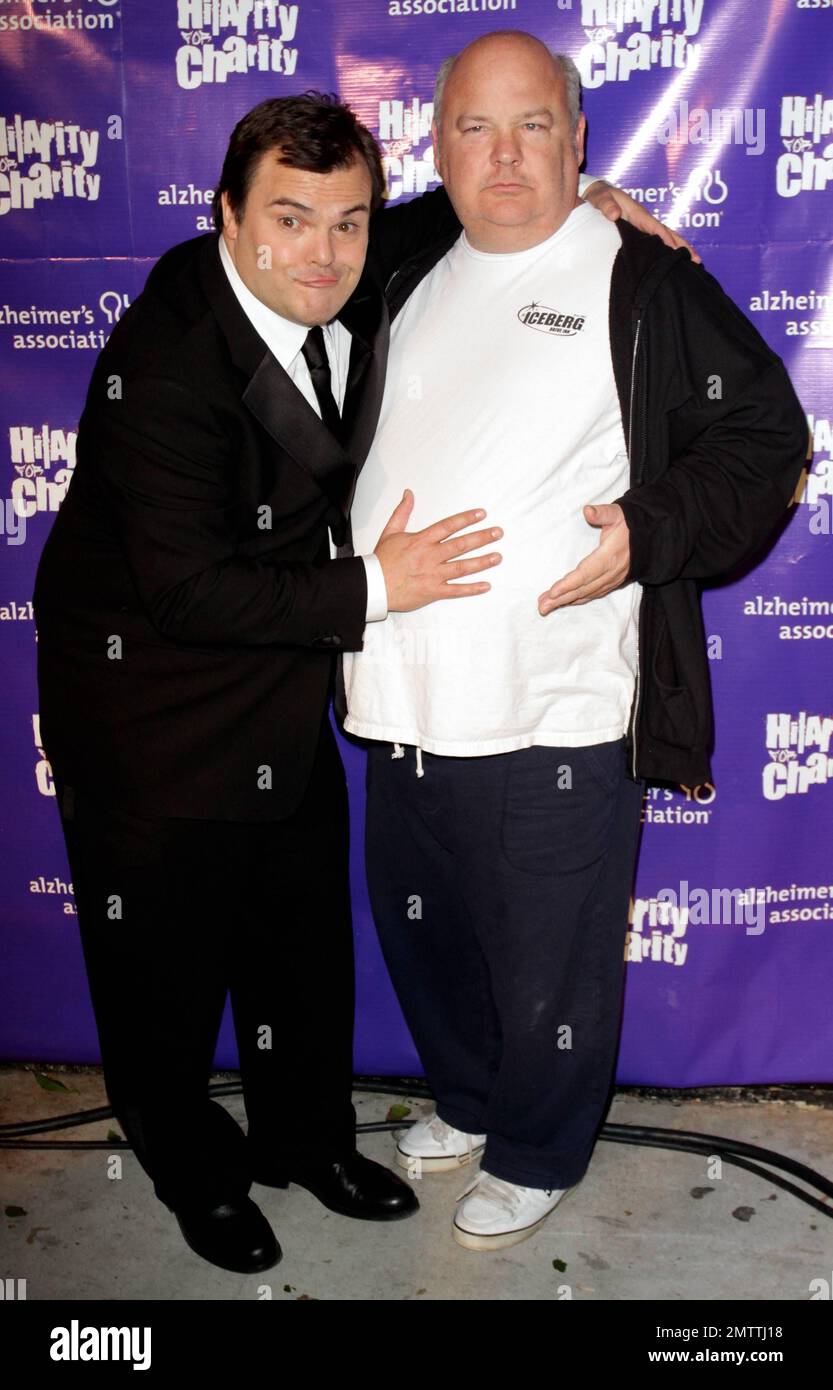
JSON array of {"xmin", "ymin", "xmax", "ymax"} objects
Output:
[{"xmin": 301, "ymin": 325, "xmax": 343, "ymax": 443}]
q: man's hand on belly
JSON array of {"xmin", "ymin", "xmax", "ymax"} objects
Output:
[
  {"xmin": 374, "ymin": 488, "xmax": 504, "ymax": 613},
  {"xmin": 537, "ymin": 502, "xmax": 631, "ymax": 614}
]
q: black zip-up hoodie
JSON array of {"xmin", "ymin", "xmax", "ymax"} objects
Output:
[{"xmin": 368, "ymin": 188, "xmax": 809, "ymax": 786}]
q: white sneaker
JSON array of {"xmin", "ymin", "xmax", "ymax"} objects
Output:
[
  {"xmin": 452, "ymin": 1168, "xmax": 575, "ymax": 1250},
  {"xmin": 395, "ymin": 1110, "xmax": 486, "ymax": 1175}
]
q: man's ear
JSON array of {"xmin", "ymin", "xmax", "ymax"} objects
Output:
[
  {"xmin": 220, "ymin": 190, "xmax": 238, "ymax": 240},
  {"xmin": 574, "ymin": 112, "xmax": 587, "ymax": 169},
  {"xmin": 431, "ymin": 118, "xmax": 443, "ymax": 180}
]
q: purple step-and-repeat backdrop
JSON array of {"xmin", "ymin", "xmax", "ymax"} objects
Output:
[{"xmin": 1, "ymin": 0, "xmax": 831, "ymax": 1083}]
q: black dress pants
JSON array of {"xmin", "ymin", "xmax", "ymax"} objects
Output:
[{"xmin": 54, "ymin": 711, "xmax": 356, "ymax": 1213}]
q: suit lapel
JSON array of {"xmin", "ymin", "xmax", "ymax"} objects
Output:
[
  {"xmin": 336, "ymin": 279, "xmax": 390, "ymax": 489},
  {"xmin": 199, "ymin": 235, "xmax": 388, "ymax": 535},
  {"xmin": 243, "ymin": 356, "xmax": 356, "ymax": 536}
]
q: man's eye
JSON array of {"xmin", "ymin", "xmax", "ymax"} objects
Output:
[
  {"xmin": 279, "ymin": 216, "xmax": 299, "ymax": 228},
  {"xmin": 464, "ymin": 124, "xmax": 484, "ymax": 133},
  {"xmin": 336, "ymin": 222, "xmax": 358, "ymax": 233},
  {"xmin": 524, "ymin": 122, "xmax": 542, "ymax": 131}
]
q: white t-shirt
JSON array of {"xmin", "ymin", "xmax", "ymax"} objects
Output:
[{"xmin": 342, "ymin": 201, "xmax": 641, "ymax": 755}]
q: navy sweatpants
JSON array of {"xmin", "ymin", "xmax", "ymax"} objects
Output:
[{"xmin": 365, "ymin": 737, "xmax": 645, "ymax": 1190}]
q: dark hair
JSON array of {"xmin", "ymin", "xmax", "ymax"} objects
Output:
[{"xmin": 212, "ymin": 91, "xmax": 386, "ymax": 233}]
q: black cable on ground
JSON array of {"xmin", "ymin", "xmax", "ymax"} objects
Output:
[{"xmin": 1, "ymin": 1076, "xmax": 831, "ymax": 1218}]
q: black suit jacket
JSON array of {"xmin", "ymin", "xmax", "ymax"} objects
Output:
[{"xmin": 33, "ymin": 231, "xmax": 390, "ymax": 820}]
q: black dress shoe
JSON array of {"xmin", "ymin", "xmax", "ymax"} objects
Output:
[
  {"xmin": 253, "ymin": 1151, "xmax": 419, "ymax": 1221},
  {"xmin": 172, "ymin": 1196, "xmax": 282, "ymax": 1272}
]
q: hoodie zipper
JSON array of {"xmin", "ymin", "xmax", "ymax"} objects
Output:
[
  {"xmin": 627, "ymin": 315, "xmax": 642, "ymax": 781},
  {"xmin": 622, "ymin": 246, "xmax": 692, "ymax": 780}
]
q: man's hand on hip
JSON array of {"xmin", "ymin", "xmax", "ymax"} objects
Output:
[
  {"xmin": 538, "ymin": 502, "xmax": 630, "ymax": 614},
  {"xmin": 374, "ymin": 489, "xmax": 503, "ymax": 612}
]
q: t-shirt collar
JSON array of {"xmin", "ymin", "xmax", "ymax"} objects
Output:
[{"xmin": 459, "ymin": 200, "xmax": 594, "ymax": 262}]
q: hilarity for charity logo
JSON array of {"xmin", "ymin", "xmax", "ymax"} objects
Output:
[
  {"xmin": 763, "ymin": 711, "xmax": 833, "ymax": 799},
  {"xmin": 577, "ymin": 0, "xmax": 705, "ymax": 89},
  {"xmin": 175, "ymin": 0, "xmax": 299, "ymax": 90},
  {"xmin": 378, "ymin": 97, "xmax": 440, "ymax": 202},
  {"xmin": 0, "ymin": 116, "xmax": 102, "ymax": 213},
  {"xmin": 777, "ymin": 94, "xmax": 833, "ymax": 198}
]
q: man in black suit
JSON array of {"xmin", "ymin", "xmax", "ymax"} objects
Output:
[{"xmin": 32, "ymin": 94, "xmax": 504, "ymax": 1274}]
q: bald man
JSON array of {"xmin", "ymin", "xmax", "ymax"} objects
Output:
[{"xmin": 342, "ymin": 30, "xmax": 806, "ymax": 1251}]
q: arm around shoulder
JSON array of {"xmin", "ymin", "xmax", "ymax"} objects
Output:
[{"xmin": 367, "ymin": 183, "xmax": 461, "ymax": 285}]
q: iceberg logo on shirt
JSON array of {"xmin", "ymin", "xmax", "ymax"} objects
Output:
[{"xmin": 518, "ymin": 303, "xmax": 586, "ymax": 336}]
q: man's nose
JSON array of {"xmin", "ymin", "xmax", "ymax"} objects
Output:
[
  {"xmin": 491, "ymin": 130, "xmax": 522, "ymax": 164},
  {"xmin": 309, "ymin": 232, "xmax": 336, "ymax": 266}
]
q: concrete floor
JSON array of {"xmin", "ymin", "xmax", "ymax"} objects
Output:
[{"xmin": 1, "ymin": 1066, "xmax": 832, "ymax": 1301}]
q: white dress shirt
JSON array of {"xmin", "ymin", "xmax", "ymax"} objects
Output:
[{"xmin": 217, "ymin": 234, "xmax": 388, "ymax": 622}]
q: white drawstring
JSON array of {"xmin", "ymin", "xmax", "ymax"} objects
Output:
[{"xmin": 390, "ymin": 742, "xmax": 425, "ymax": 778}]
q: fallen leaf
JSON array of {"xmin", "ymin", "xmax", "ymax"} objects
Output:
[
  {"xmin": 386, "ymin": 1104, "xmax": 411, "ymax": 1123},
  {"xmin": 33, "ymin": 1072, "xmax": 71, "ymax": 1093}
]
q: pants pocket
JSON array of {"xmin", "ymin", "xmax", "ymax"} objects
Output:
[
  {"xmin": 499, "ymin": 744, "xmax": 620, "ymax": 879},
  {"xmin": 582, "ymin": 738, "xmax": 626, "ymax": 796}
]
